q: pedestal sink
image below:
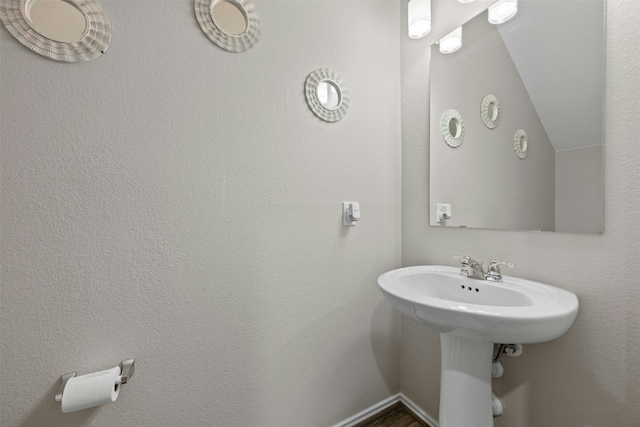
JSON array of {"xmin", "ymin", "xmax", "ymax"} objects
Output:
[{"xmin": 378, "ymin": 265, "xmax": 579, "ymax": 427}]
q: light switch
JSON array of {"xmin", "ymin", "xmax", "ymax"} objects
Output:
[
  {"xmin": 343, "ymin": 202, "xmax": 360, "ymax": 226},
  {"xmin": 437, "ymin": 203, "xmax": 452, "ymax": 223}
]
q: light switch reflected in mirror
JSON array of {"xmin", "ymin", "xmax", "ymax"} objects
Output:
[
  {"xmin": 211, "ymin": 0, "xmax": 247, "ymax": 35},
  {"xmin": 28, "ymin": 0, "xmax": 88, "ymax": 43},
  {"xmin": 316, "ymin": 80, "xmax": 341, "ymax": 110}
]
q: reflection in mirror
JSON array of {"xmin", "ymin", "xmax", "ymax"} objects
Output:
[
  {"xmin": 211, "ymin": 0, "xmax": 247, "ymax": 35},
  {"xmin": 449, "ymin": 118, "xmax": 459, "ymax": 137},
  {"xmin": 429, "ymin": 0, "xmax": 604, "ymax": 233},
  {"xmin": 481, "ymin": 94, "xmax": 500, "ymax": 129},
  {"xmin": 317, "ymin": 80, "xmax": 341, "ymax": 110},
  {"xmin": 514, "ymin": 129, "xmax": 528, "ymax": 159},
  {"xmin": 441, "ymin": 109, "xmax": 464, "ymax": 148},
  {"xmin": 28, "ymin": 0, "xmax": 87, "ymax": 43}
]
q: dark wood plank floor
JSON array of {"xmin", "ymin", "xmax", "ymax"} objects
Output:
[{"xmin": 357, "ymin": 403, "xmax": 427, "ymax": 427}]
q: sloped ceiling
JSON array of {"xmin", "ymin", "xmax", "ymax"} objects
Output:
[
  {"xmin": 497, "ymin": 0, "xmax": 604, "ymax": 152},
  {"xmin": 428, "ymin": 0, "xmax": 604, "ymax": 152}
]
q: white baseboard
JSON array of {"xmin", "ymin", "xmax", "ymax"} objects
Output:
[
  {"xmin": 332, "ymin": 393, "xmax": 439, "ymax": 427},
  {"xmin": 331, "ymin": 394, "xmax": 401, "ymax": 427},
  {"xmin": 399, "ymin": 393, "xmax": 439, "ymax": 427}
]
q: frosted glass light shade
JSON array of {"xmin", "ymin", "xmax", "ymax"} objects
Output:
[
  {"xmin": 408, "ymin": 0, "xmax": 431, "ymax": 39},
  {"xmin": 458, "ymin": 0, "xmax": 475, "ymax": 3},
  {"xmin": 488, "ymin": 0, "xmax": 518, "ymax": 24},
  {"xmin": 439, "ymin": 27, "xmax": 462, "ymax": 54}
]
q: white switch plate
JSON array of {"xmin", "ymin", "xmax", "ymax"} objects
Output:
[
  {"xmin": 437, "ymin": 203, "xmax": 452, "ymax": 223},
  {"xmin": 343, "ymin": 201, "xmax": 360, "ymax": 226}
]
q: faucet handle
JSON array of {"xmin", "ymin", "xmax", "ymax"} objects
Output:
[
  {"xmin": 488, "ymin": 259, "xmax": 515, "ymax": 269},
  {"xmin": 486, "ymin": 259, "xmax": 515, "ymax": 281},
  {"xmin": 453, "ymin": 254, "xmax": 470, "ymax": 263},
  {"xmin": 453, "ymin": 255, "xmax": 483, "ymax": 267}
]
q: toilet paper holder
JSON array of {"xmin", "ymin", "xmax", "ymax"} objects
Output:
[{"xmin": 54, "ymin": 358, "xmax": 135, "ymax": 403}]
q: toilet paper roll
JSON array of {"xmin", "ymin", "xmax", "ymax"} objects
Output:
[{"xmin": 61, "ymin": 366, "xmax": 121, "ymax": 413}]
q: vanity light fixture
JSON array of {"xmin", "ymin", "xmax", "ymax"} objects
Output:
[
  {"xmin": 439, "ymin": 27, "xmax": 462, "ymax": 54},
  {"xmin": 458, "ymin": 0, "xmax": 475, "ymax": 3},
  {"xmin": 488, "ymin": 0, "xmax": 518, "ymax": 25},
  {"xmin": 408, "ymin": 0, "xmax": 431, "ymax": 39}
]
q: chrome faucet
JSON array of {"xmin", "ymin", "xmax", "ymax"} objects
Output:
[
  {"xmin": 453, "ymin": 256, "xmax": 515, "ymax": 282},
  {"xmin": 454, "ymin": 255, "xmax": 486, "ymax": 280}
]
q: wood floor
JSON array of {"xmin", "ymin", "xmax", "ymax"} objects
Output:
[{"xmin": 356, "ymin": 403, "xmax": 428, "ymax": 427}]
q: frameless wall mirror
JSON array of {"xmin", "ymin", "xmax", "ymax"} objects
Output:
[
  {"xmin": 195, "ymin": 0, "xmax": 259, "ymax": 53},
  {"xmin": 0, "ymin": 0, "xmax": 112, "ymax": 62},
  {"xmin": 305, "ymin": 68, "xmax": 350, "ymax": 123},
  {"xmin": 429, "ymin": 0, "xmax": 605, "ymax": 234}
]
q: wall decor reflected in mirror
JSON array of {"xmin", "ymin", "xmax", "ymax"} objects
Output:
[
  {"xmin": 480, "ymin": 94, "xmax": 500, "ymax": 129},
  {"xmin": 0, "ymin": 0, "xmax": 112, "ymax": 62},
  {"xmin": 441, "ymin": 109, "xmax": 465, "ymax": 148},
  {"xmin": 429, "ymin": 0, "xmax": 604, "ymax": 234},
  {"xmin": 195, "ymin": 0, "xmax": 259, "ymax": 53},
  {"xmin": 514, "ymin": 129, "xmax": 528, "ymax": 159},
  {"xmin": 305, "ymin": 68, "xmax": 350, "ymax": 123}
]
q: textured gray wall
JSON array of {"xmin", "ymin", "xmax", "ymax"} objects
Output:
[
  {"xmin": 0, "ymin": 1, "xmax": 402, "ymax": 426},
  {"xmin": 401, "ymin": 0, "xmax": 640, "ymax": 425},
  {"xmin": 556, "ymin": 146, "xmax": 603, "ymax": 233},
  {"xmin": 429, "ymin": 12, "xmax": 555, "ymax": 232}
]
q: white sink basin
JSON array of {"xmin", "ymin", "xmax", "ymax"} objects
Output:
[
  {"xmin": 378, "ymin": 265, "xmax": 579, "ymax": 427},
  {"xmin": 378, "ymin": 265, "xmax": 578, "ymax": 343}
]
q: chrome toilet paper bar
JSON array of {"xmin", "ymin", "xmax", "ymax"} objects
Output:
[{"xmin": 54, "ymin": 358, "xmax": 135, "ymax": 403}]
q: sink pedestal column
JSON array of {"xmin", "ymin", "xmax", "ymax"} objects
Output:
[{"xmin": 439, "ymin": 333, "xmax": 494, "ymax": 427}]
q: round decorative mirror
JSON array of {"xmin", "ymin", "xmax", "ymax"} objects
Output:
[
  {"xmin": 211, "ymin": 0, "xmax": 247, "ymax": 35},
  {"xmin": 0, "ymin": 0, "xmax": 112, "ymax": 62},
  {"xmin": 480, "ymin": 94, "xmax": 500, "ymax": 129},
  {"xmin": 441, "ymin": 109, "xmax": 465, "ymax": 148},
  {"xmin": 316, "ymin": 80, "xmax": 341, "ymax": 110},
  {"xmin": 514, "ymin": 129, "xmax": 528, "ymax": 159},
  {"xmin": 195, "ymin": 0, "xmax": 260, "ymax": 53},
  {"xmin": 28, "ymin": 0, "xmax": 87, "ymax": 43},
  {"xmin": 305, "ymin": 68, "xmax": 350, "ymax": 122}
]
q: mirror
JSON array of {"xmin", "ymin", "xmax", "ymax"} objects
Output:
[
  {"xmin": 441, "ymin": 109, "xmax": 465, "ymax": 148},
  {"xmin": 429, "ymin": 0, "xmax": 604, "ymax": 233},
  {"xmin": 0, "ymin": 0, "xmax": 111, "ymax": 62},
  {"xmin": 211, "ymin": 0, "xmax": 247, "ymax": 36},
  {"xmin": 195, "ymin": 0, "xmax": 260, "ymax": 53},
  {"xmin": 305, "ymin": 68, "xmax": 350, "ymax": 123},
  {"xmin": 316, "ymin": 80, "xmax": 341, "ymax": 110},
  {"xmin": 480, "ymin": 94, "xmax": 500, "ymax": 129},
  {"xmin": 513, "ymin": 129, "xmax": 528, "ymax": 159},
  {"xmin": 28, "ymin": 0, "xmax": 87, "ymax": 43}
]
